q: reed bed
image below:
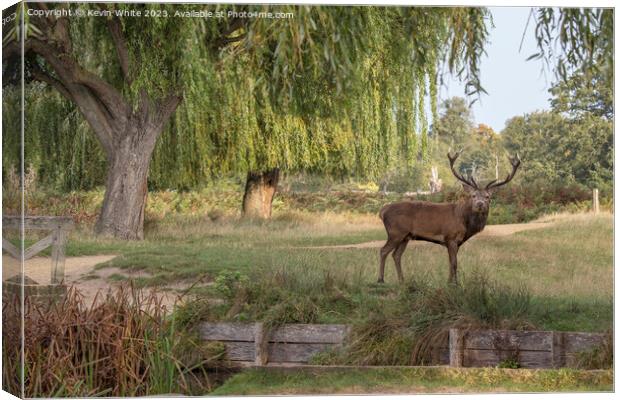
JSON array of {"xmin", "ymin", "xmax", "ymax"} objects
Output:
[{"xmin": 2, "ymin": 285, "xmax": 216, "ymax": 397}]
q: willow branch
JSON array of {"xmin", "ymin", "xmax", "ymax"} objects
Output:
[{"xmin": 106, "ymin": 15, "xmax": 133, "ymax": 84}]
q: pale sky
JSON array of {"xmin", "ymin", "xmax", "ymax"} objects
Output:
[{"xmin": 439, "ymin": 6, "xmax": 553, "ymax": 132}]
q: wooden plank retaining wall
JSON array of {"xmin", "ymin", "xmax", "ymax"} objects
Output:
[
  {"xmin": 200, "ymin": 322, "xmax": 608, "ymax": 369},
  {"xmin": 200, "ymin": 323, "xmax": 349, "ymax": 365},
  {"xmin": 449, "ymin": 328, "xmax": 608, "ymax": 368}
]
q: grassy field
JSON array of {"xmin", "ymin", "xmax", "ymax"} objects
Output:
[
  {"xmin": 211, "ymin": 367, "xmax": 613, "ymax": 394},
  {"xmin": 61, "ymin": 211, "xmax": 613, "ymax": 333},
  {"xmin": 8, "ymin": 202, "xmax": 614, "ymax": 394}
]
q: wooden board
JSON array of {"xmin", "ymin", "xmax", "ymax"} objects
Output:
[
  {"xmin": 563, "ymin": 332, "xmax": 607, "ymax": 353},
  {"xmin": 200, "ymin": 323, "xmax": 349, "ymax": 344},
  {"xmin": 463, "ymin": 330, "xmax": 553, "ymax": 352},
  {"xmin": 269, "ymin": 343, "xmax": 336, "ymax": 363},
  {"xmin": 203, "ymin": 324, "xmax": 608, "ymax": 368},
  {"xmin": 200, "ymin": 323, "xmax": 256, "ymax": 342},
  {"xmin": 223, "ymin": 342, "xmax": 255, "ymax": 361},
  {"xmin": 2, "ymin": 238, "xmax": 20, "ymax": 259},
  {"xmin": 3, "ymin": 216, "xmax": 74, "ymax": 230},
  {"xmin": 269, "ymin": 324, "xmax": 349, "ymax": 344},
  {"xmin": 23, "ymin": 233, "xmax": 55, "ymax": 260},
  {"xmin": 201, "ymin": 322, "xmax": 348, "ymax": 364},
  {"xmin": 463, "ymin": 349, "xmax": 553, "ymax": 369},
  {"xmin": 451, "ymin": 329, "xmax": 608, "ymax": 369}
]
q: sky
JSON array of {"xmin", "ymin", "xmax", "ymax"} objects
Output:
[{"xmin": 439, "ymin": 7, "xmax": 553, "ymax": 132}]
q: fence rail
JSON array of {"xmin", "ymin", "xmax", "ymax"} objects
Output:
[
  {"xmin": 200, "ymin": 322, "xmax": 608, "ymax": 369},
  {"xmin": 2, "ymin": 216, "xmax": 74, "ymax": 284}
]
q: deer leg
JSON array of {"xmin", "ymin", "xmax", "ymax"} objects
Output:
[
  {"xmin": 378, "ymin": 239, "xmax": 399, "ymax": 283},
  {"xmin": 447, "ymin": 241, "xmax": 459, "ymax": 285},
  {"xmin": 392, "ymin": 239, "xmax": 409, "ymax": 283}
]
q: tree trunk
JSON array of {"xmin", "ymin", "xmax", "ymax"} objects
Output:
[
  {"xmin": 94, "ymin": 129, "xmax": 157, "ymax": 240},
  {"xmin": 242, "ymin": 168, "xmax": 280, "ymax": 219}
]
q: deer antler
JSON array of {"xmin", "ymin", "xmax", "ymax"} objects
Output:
[
  {"xmin": 486, "ymin": 154, "xmax": 521, "ymax": 190},
  {"xmin": 447, "ymin": 151, "xmax": 479, "ymax": 189}
]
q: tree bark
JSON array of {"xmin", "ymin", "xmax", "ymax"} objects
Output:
[
  {"xmin": 242, "ymin": 168, "xmax": 280, "ymax": 219},
  {"xmin": 94, "ymin": 134, "xmax": 151, "ymax": 240},
  {"xmin": 2, "ymin": 9, "xmax": 182, "ymax": 240}
]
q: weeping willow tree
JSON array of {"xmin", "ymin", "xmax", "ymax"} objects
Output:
[
  {"xmin": 158, "ymin": 6, "xmax": 492, "ymax": 218},
  {"xmin": 3, "ymin": 3, "xmax": 189, "ymax": 239},
  {"xmin": 3, "ymin": 4, "xmax": 493, "ymax": 236},
  {"xmin": 528, "ymin": 7, "xmax": 613, "ymax": 83}
]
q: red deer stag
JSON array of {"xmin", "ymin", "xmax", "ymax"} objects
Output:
[{"xmin": 378, "ymin": 152, "xmax": 521, "ymax": 284}]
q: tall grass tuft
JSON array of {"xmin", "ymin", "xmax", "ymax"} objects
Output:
[
  {"xmin": 2, "ymin": 285, "xmax": 211, "ymax": 397},
  {"xmin": 574, "ymin": 330, "xmax": 613, "ymax": 369},
  {"xmin": 211, "ymin": 263, "xmax": 538, "ymax": 367},
  {"xmin": 317, "ymin": 271, "xmax": 535, "ymax": 366}
]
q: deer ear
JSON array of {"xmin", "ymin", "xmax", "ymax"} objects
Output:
[{"xmin": 462, "ymin": 183, "xmax": 475, "ymax": 193}]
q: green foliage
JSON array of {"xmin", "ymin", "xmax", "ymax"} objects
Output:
[
  {"xmin": 211, "ymin": 367, "xmax": 612, "ymax": 395},
  {"xmin": 4, "ymin": 6, "xmax": 493, "ymax": 191},
  {"xmin": 214, "ymin": 271, "xmax": 250, "ymax": 301},
  {"xmin": 528, "ymin": 8, "xmax": 613, "ymax": 83},
  {"xmin": 550, "ymin": 70, "xmax": 613, "ymax": 121},
  {"xmin": 5, "ymin": 6, "xmax": 612, "ymax": 202},
  {"xmin": 498, "ymin": 358, "xmax": 521, "ymax": 369},
  {"xmin": 432, "ymin": 97, "xmax": 475, "ymax": 146},
  {"xmin": 502, "ymin": 110, "xmax": 612, "ymax": 191}
]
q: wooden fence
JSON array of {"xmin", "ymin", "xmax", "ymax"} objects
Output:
[
  {"xmin": 449, "ymin": 328, "xmax": 608, "ymax": 368},
  {"xmin": 200, "ymin": 322, "xmax": 349, "ymax": 365},
  {"xmin": 200, "ymin": 322, "xmax": 608, "ymax": 369},
  {"xmin": 2, "ymin": 216, "xmax": 74, "ymax": 285}
]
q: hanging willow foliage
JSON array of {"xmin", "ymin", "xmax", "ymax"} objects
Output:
[
  {"xmin": 528, "ymin": 8, "xmax": 613, "ymax": 84},
  {"xmin": 3, "ymin": 5, "xmax": 492, "ymax": 191}
]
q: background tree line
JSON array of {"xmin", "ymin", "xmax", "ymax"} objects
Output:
[{"xmin": 2, "ymin": 5, "xmax": 613, "ymax": 239}]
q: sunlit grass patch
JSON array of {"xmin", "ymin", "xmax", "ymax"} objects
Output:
[
  {"xmin": 211, "ymin": 366, "xmax": 613, "ymax": 395},
  {"xmin": 63, "ymin": 211, "xmax": 612, "ymax": 335}
]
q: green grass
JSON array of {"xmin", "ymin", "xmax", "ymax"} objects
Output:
[
  {"xmin": 6, "ymin": 191, "xmax": 614, "ymax": 394},
  {"xmin": 18, "ymin": 207, "xmax": 611, "ymax": 371},
  {"xmin": 210, "ymin": 367, "xmax": 612, "ymax": 395},
  {"xmin": 62, "ymin": 211, "xmax": 612, "ymax": 334}
]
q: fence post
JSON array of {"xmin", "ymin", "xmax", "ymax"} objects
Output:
[
  {"xmin": 254, "ymin": 322, "xmax": 267, "ymax": 365},
  {"xmin": 449, "ymin": 328, "xmax": 464, "ymax": 367},
  {"xmin": 551, "ymin": 331, "xmax": 565, "ymax": 368},
  {"xmin": 592, "ymin": 188, "xmax": 600, "ymax": 214},
  {"xmin": 50, "ymin": 227, "xmax": 67, "ymax": 284}
]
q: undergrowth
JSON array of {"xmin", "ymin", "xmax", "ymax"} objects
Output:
[
  {"xmin": 3, "ymin": 182, "xmax": 607, "ymax": 226},
  {"xmin": 209, "ymin": 268, "xmax": 538, "ymax": 366},
  {"xmin": 1, "ymin": 286, "xmax": 229, "ymax": 397}
]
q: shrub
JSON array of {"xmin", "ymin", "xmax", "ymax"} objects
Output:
[
  {"xmin": 309, "ymin": 271, "xmax": 535, "ymax": 366},
  {"xmin": 2, "ymin": 286, "xmax": 211, "ymax": 397},
  {"xmin": 214, "ymin": 271, "xmax": 250, "ymax": 301}
]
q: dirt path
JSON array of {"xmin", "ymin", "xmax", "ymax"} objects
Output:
[
  {"xmin": 2, "ymin": 254, "xmax": 182, "ymax": 309},
  {"xmin": 2, "ymin": 254, "xmax": 118, "ymax": 284},
  {"xmin": 306, "ymin": 222, "xmax": 552, "ymax": 249}
]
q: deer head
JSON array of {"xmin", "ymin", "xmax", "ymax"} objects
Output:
[{"xmin": 447, "ymin": 151, "xmax": 521, "ymax": 214}]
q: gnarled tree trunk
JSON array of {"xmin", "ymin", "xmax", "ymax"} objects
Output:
[
  {"xmin": 242, "ymin": 168, "xmax": 280, "ymax": 219},
  {"xmin": 3, "ymin": 9, "xmax": 182, "ymax": 240},
  {"xmin": 95, "ymin": 130, "xmax": 155, "ymax": 239}
]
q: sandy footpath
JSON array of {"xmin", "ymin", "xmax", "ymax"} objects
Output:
[{"xmin": 2, "ymin": 254, "xmax": 182, "ymax": 308}]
